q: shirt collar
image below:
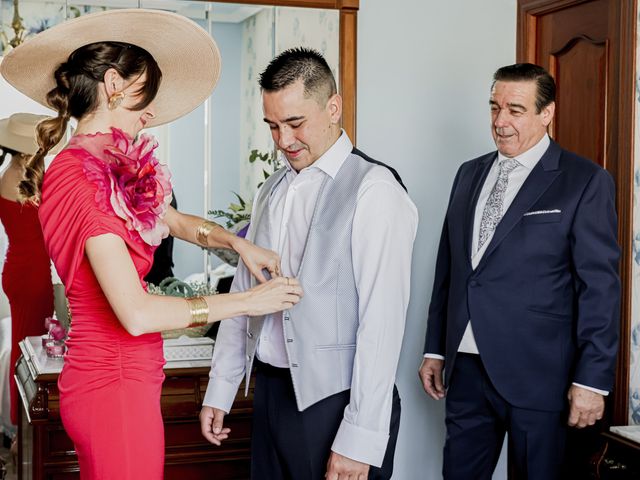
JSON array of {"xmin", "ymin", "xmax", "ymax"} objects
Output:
[
  {"xmin": 281, "ymin": 130, "xmax": 353, "ymax": 179},
  {"xmin": 497, "ymin": 133, "xmax": 550, "ymax": 170}
]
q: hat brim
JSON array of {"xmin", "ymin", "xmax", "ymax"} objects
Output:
[
  {"xmin": 0, "ymin": 116, "xmax": 65, "ymax": 155},
  {"xmin": 0, "ymin": 9, "xmax": 221, "ymax": 128}
]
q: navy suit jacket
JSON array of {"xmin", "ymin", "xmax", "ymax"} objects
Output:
[{"xmin": 424, "ymin": 140, "xmax": 620, "ymax": 412}]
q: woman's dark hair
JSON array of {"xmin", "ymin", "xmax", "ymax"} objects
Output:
[{"xmin": 19, "ymin": 41, "xmax": 162, "ymax": 204}]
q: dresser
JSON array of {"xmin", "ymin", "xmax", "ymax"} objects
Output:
[
  {"xmin": 15, "ymin": 337, "xmax": 253, "ymax": 480},
  {"xmin": 596, "ymin": 430, "xmax": 640, "ymax": 479}
]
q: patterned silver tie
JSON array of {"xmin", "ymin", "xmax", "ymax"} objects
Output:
[{"xmin": 478, "ymin": 158, "xmax": 519, "ymax": 250}]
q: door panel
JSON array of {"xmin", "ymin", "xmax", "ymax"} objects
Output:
[
  {"xmin": 518, "ymin": 0, "xmax": 634, "ymax": 428},
  {"xmin": 551, "ymin": 37, "xmax": 607, "ymax": 167},
  {"xmin": 517, "ymin": 0, "xmax": 635, "ymax": 476}
]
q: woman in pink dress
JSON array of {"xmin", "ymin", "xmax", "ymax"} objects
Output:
[
  {"xmin": 0, "ymin": 113, "xmax": 63, "ymax": 431},
  {"xmin": 1, "ymin": 9, "xmax": 302, "ymax": 479}
]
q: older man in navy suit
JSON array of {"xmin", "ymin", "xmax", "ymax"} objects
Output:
[{"xmin": 419, "ymin": 63, "xmax": 620, "ymax": 479}]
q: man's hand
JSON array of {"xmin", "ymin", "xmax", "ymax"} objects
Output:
[
  {"xmin": 325, "ymin": 452, "xmax": 369, "ymax": 480},
  {"xmin": 567, "ymin": 385, "xmax": 605, "ymax": 428},
  {"xmin": 419, "ymin": 357, "xmax": 445, "ymax": 400},
  {"xmin": 199, "ymin": 406, "xmax": 231, "ymax": 446}
]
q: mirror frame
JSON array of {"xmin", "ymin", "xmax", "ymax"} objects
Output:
[{"xmin": 209, "ymin": 0, "xmax": 360, "ymax": 143}]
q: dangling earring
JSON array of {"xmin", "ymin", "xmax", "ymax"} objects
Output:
[{"xmin": 108, "ymin": 92, "xmax": 125, "ymax": 110}]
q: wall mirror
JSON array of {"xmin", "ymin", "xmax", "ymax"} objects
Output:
[{"xmin": 1, "ymin": 0, "xmax": 358, "ymax": 280}]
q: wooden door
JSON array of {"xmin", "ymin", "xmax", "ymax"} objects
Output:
[{"xmin": 517, "ymin": 0, "xmax": 635, "ymax": 476}]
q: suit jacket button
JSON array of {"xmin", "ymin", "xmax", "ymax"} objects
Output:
[
  {"xmin": 247, "ymin": 331, "xmax": 253, "ymax": 339},
  {"xmin": 469, "ymin": 280, "xmax": 479, "ymax": 287}
]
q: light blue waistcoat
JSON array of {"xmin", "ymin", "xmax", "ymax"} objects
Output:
[{"xmin": 243, "ymin": 152, "xmax": 378, "ymax": 411}]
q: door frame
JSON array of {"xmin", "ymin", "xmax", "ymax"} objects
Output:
[{"xmin": 517, "ymin": 0, "xmax": 636, "ymax": 425}]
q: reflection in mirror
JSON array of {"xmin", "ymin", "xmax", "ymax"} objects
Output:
[
  {"xmin": 229, "ymin": 4, "xmax": 340, "ymax": 204},
  {"xmin": 0, "ymin": 0, "xmax": 340, "ymax": 282},
  {"xmin": 205, "ymin": 3, "xmax": 340, "ymax": 277},
  {"xmin": 168, "ymin": 2, "xmax": 339, "ymax": 280}
]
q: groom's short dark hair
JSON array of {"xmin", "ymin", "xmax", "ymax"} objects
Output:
[{"xmin": 259, "ymin": 47, "xmax": 337, "ymax": 104}]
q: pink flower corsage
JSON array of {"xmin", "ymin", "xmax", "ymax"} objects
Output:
[{"xmin": 76, "ymin": 128, "xmax": 172, "ymax": 246}]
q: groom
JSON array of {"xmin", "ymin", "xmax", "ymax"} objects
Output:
[{"xmin": 200, "ymin": 48, "xmax": 418, "ymax": 479}]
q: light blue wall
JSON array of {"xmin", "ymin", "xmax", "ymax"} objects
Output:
[
  {"xmin": 357, "ymin": 0, "xmax": 516, "ymax": 478},
  {"xmin": 171, "ymin": 20, "xmax": 243, "ymax": 280},
  {"xmin": 211, "ymin": 22, "xmax": 243, "ymax": 215},
  {"xmin": 168, "ymin": 103, "xmax": 206, "ymax": 280}
]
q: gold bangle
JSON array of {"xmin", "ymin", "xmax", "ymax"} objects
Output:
[
  {"xmin": 186, "ymin": 296, "xmax": 209, "ymax": 327},
  {"xmin": 196, "ymin": 220, "xmax": 217, "ymax": 246}
]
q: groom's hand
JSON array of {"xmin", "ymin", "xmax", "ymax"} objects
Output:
[
  {"xmin": 325, "ymin": 452, "xmax": 369, "ymax": 480},
  {"xmin": 200, "ymin": 406, "xmax": 231, "ymax": 446}
]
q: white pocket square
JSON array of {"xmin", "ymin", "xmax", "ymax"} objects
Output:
[{"xmin": 523, "ymin": 209, "xmax": 561, "ymax": 217}]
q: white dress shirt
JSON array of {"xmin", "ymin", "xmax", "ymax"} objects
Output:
[
  {"xmin": 424, "ymin": 134, "xmax": 606, "ymax": 396},
  {"xmin": 204, "ymin": 131, "xmax": 419, "ymax": 464}
]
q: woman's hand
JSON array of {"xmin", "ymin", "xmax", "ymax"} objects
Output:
[
  {"xmin": 243, "ymin": 276, "xmax": 303, "ymax": 316},
  {"xmin": 234, "ymin": 237, "xmax": 282, "ymax": 283}
]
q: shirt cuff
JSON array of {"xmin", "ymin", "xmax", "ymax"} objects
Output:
[
  {"xmin": 572, "ymin": 382, "xmax": 609, "ymax": 396},
  {"xmin": 331, "ymin": 418, "xmax": 389, "ymax": 468},
  {"xmin": 423, "ymin": 353, "xmax": 445, "ymax": 360},
  {"xmin": 202, "ymin": 377, "xmax": 240, "ymax": 413}
]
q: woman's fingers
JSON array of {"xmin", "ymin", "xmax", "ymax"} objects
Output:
[{"xmin": 245, "ymin": 276, "xmax": 304, "ymax": 316}]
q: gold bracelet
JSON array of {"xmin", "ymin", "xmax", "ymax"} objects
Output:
[
  {"xmin": 196, "ymin": 220, "xmax": 217, "ymax": 246},
  {"xmin": 186, "ymin": 296, "xmax": 209, "ymax": 327}
]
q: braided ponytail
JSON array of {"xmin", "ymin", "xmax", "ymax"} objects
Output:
[{"xmin": 18, "ymin": 65, "xmax": 72, "ymax": 205}]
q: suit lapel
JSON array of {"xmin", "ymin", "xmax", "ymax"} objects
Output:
[
  {"xmin": 464, "ymin": 153, "xmax": 496, "ymax": 265},
  {"xmin": 475, "ymin": 141, "xmax": 563, "ymax": 272}
]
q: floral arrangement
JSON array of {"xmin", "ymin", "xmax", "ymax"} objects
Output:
[
  {"xmin": 209, "ymin": 149, "xmax": 281, "ymax": 232},
  {"xmin": 147, "ymin": 277, "xmax": 216, "ymax": 298},
  {"xmin": 207, "ymin": 149, "xmax": 280, "ymax": 266},
  {"xmin": 209, "ymin": 193, "xmax": 251, "ymax": 233},
  {"xmin": 43, "ymin": 316, "xmax": 67, "ymax": 358},
  {"xmin": 45, "ymin": 316, "xmax": 66, "ymax": 341},
  {"xmin": 77, "ymin": 128, "xmax": 172, "ymax": 246}
]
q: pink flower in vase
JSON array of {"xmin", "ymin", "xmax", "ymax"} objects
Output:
[
  {"xmin": 49, "ymin": 323, "xmax": 67, "ymax": 341},
  {"xmin": 78, "ymin": 128, "xmax": 172, "ymax": 246},
  {"xmin": 44, "ymin": 316, "xmax": 57, "ymax": 330}
]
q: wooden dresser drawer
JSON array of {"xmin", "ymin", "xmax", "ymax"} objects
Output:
[{"xmin": 16, "ymin": 338, "xmax": 254, "ymax": 480}]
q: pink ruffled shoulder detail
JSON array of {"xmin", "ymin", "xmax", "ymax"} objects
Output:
[
  {"xmin": 70, "ymin": 128, "xmax": 172, "ymax": 247},
  {"xmin": 39, "ymin": 150, "xmax": 148, "ymax": 292}
]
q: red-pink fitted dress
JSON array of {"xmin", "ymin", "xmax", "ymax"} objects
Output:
[
  {"xmin": 38, "ymin": 147, "xmax": 166, "ymax": 479},
  {"xmin": 0, "ymin": 196, "xmax": 53, "ymax": 425}
]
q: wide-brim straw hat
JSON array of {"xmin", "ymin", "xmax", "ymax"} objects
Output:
[
  {"xmin": 0, "ymin": 113, "xmax": 65, "ymax": 155},
  {"xmin": 0, "ymin": 9, "xmax": 221, "ymax": 128}
]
